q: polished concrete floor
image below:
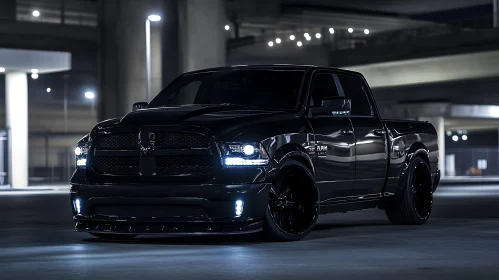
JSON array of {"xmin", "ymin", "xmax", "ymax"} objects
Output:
[{"xmin": 1, "ymin": 185, "xmax": 498, "ymax": 279}]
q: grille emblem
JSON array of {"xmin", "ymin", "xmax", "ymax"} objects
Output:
[{"xmin": 138, "ymin": 131, "xmax": 155, "ymax": 158}]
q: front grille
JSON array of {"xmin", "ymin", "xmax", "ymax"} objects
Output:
[
  {"xmin": 92, "ymin": 156, "xmax": 140, "ymax": 175},
  {"xmin": 155, "ymin": 132, "xmax": 210, "ymax": 149},
  {"xmin": 94, "ymin": 205, "xmax": 207, "ymax": 218},
  {"xmin": 90, "ymin": 130, "xmax": 218, "ymax": 179},
  {"xmin": 156, "ymin": 155, "xmax": 215, "ymax": 176},
  {"xmin": 93, "ymin": 133, "xmax": 138, "ymax": 150}
]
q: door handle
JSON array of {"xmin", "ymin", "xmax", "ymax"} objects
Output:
[
  {"xmin": 373, "ymin": 129, "xmax": 386, "ymax": 136},
  {"xmin": 340, "ymin": 129, "xmax": 354, "ymax": 135}
]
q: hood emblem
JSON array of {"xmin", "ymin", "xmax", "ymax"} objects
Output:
[{"xmin": 139, "ymin": 131, "xmax": 155, "ymax": 158}]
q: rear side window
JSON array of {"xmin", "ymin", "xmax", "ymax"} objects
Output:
[{"xmin": 337, "ymin": 74, "xmax": 372, "ymax": 116}]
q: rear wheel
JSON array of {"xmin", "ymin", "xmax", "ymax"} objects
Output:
[
  {"xmin": 385, "ymin": 156, "xmax": 433, "ymax": 225},
  {"xmin": 89, "ymin": 233, "xmax": 137, "ymax": 240},
  {"xmin": 262, "ymin": 160, "xmax": 319, "ymax": 241}
]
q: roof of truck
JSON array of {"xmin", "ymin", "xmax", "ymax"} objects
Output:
[{"xmin": 184, "ymin": 64, "xmax": 362, "ymax": 76}]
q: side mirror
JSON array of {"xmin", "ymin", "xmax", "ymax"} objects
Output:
[
  {"xmin": 133, "ymin": 102, "xmax": 148, "ymax": 112},
  {"xmin": 309, "ymin": 97, "xmax": 351, "ymax": 117}
]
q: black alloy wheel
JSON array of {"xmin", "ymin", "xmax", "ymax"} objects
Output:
[
  {"xmin": 385, "ymin": 156, "xmax": 433, "ymax": 225},
  {"xmin": 263, "ymin": 160, "xmax": 319, "ymax": 241}
]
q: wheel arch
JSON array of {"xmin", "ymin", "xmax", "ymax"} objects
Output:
[{"xmin": 266, "ymin": 143, "xmax": 315, "ymax": 182}]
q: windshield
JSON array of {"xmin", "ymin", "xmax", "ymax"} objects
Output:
[{"xmin": 149, "ymin": 69, "xmax": 305, "ymax": 110}]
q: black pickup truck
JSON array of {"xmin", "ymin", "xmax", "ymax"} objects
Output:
[{"xmin": 71, "ymin": 65, "xmax": 440, "ymax": 241}]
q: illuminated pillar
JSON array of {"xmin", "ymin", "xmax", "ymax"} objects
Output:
[{"xmin": 6, "ymin": 72, "xmax": 28, "ymax": 188}]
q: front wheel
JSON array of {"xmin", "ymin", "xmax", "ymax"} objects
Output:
[
  {"xmin": 262, "ymin": 160, "xmax": 319, "ymax": 242},
  {"xmin": 385, "ymin": 156, "xmax": 433, "ymax": 225}
]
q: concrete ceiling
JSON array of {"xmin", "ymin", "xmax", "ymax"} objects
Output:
[
  {"xmin": 0, "ymin": 48, "xmax": 71, "ymax": 73},
  {"xmin": 281, "ymin": 0, "xmax": 491, "ymax": 15}
]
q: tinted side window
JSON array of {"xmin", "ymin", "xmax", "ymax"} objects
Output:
[
  {"xmin": 310, "ymin": 73, "xmax": 340, "ymax": 106},
  {"xmin": 337, "ymin": 74, "xmax": 372, "ymax": 116}
]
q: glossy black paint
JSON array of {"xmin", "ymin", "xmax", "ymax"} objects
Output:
[{"xmin": 70, "ymin": 65, "xmax": 439, "ymax": 235}]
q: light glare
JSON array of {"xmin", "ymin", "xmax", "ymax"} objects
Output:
[
  {"xmin": 148, "ymin": 15, "xmax": 161, "ymax": 22},
  {"xmin": 329, "ymin": 28, "xmax": 335, "ymax": 34},
  {"xmin": 235, "ymin": 200, "xmax": 244, "ymax": 217},
  {"xmin": 304, "ymin": 33, "xmax": 310, "ymax": 38},
  {"xmin": 75, "ymin": 147, "xmax": 82, "ymax": 156},
  {"xmin": 75, "ymin": 199, "xmax": 81, "ymax": 214},
  {"xmin": 242, "ymin": 144, "xmax": 255, "ymax": 156},
  {"xmin": 315, "ymin": 33, "xmax": 321, "ymax": 39},
  {"xmin": 297, "ymin": 41, "xmax": 303, "ymax": 47},
  {"xmin": 31, "ymin": 69, "xmax": 38, "ymax": 74},
  {"xmin": 452, "ymin": 135, "xmax": 459, "ymax": 142},
  {"xmin": 31, "ymin": 73, "xmax": 38, "ymax": 79},
  {"xmin": 348, "ymin": 28, "xmax": 354, "ymax": 33},
  {"xmin": 268, "ymin": 41, "xmax": 274, "ymax": 47},
  {"xmin": 225, "ymin": 25, "xmax": 230, "ymax": 31},
  {"xmin": 32, "ymin": 10, "xmax": 40, "ymax": 17},
  {"xmin": 46, "ymin": 87, "xmax": 51, "ymax": 93},
  {"xmin": 289, "ymin": 35, "xmax": 295, "ymax": 40},
  {"xmin": 462, "ymin": 135, "xmax": 468, "ymax": 141},
  {"xmin": 0, "ymin": 67, "xmax": 5, "ymax": 73},
  {"xmin": 76, "ymin": 159, "xmax": 87, "ymax": 167},
  {"xmin": 275, "ymin": 38, "xmax": 281, "ymax": 44},
  {"xmin": 364, "ymin": 29, "xmax": 370, "ymax": 34},
  {"xmin": 85, "ymin": 91, "xmax": 95, "ymax": 99},
  {"xmin": 225, "ymin": 157, "xmax": 269, "ymax": 166}
]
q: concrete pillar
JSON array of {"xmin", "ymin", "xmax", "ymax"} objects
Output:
[
  {"xmin": 494, "ymin": 0, "xmax": 499, "ymax": 28},
  {"xmin": 98, "ymin": 0, "xmax": 164, "ymax": 120},
  {"xmin": 420, "ymin": 117, "xmax": 445, "ymax": 178},
  {"xmin": 178, "ymin": 0, "xmax": 226, "ymax": 72},
  {"xmin": 6, "ymin": 73, "xmax": 28, "ymax": 188}
]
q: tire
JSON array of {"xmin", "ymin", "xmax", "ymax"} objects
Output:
[
  {"xmin": 385, "ymin": 156, "xmax": 433, "ymax": 225},
  {"xmin": 89, "ymin": 233, "xmax": 137, "ymax": 240},
  {"xmin": 262, "ymin": 160, "xmax": 319, "ymax": 241}
]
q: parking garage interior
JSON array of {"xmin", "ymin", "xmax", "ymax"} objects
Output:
[{"xmin": 1, "ymin": 0, "xmax": 499, "ymax": 279}]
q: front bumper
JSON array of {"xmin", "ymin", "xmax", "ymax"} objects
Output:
[{"xmin": 71, "ymin": 182, "xmax": 271, "ymax": 235}]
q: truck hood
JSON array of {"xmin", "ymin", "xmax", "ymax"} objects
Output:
[{"xmin": 92, "ymin": 106, "xmax": 305, "ymax": 141}]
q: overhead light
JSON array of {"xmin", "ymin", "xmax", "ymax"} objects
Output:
[
  {"xmin": 315, "ymin": 33, "xmax": 321, "ymax": 39},
  {"xmin": 364, "ymin": 29, "xmax": 370, "ymax": 34},
  {"xmin": 268, "ymin": 41, "xmax": 274, "ymax": 47},
  {"xmin": 147, "ymin": 15, "xmax": 161, "ymax": 22},
  {"xmin": 329, "ymin": 28, "xmax": 335, "ymax": 34},
  {"xmin": 462, "ymin": 135, "xmax": 468, "ymax": 141},
  {"xmin": 46, "ymin": 88, "xmax": 51, "ymax": 93},
  {"xmin": 275, "ymin": 38, "xmax": 281, "ymax": 44},
  {"xmin": 289, "ymin": 34, "xmax": 295, "ymax": 40},
  {"xmin": 446, "ymin": 130, "xmax": 452, "ymax": 136},
  {"xmin": 348, "ymin": 28, "xmax": 354, "ymax": 33},
  {"xmin": 304, "ymin": 33, "xmax": 310, "ymax": 38},
  {"xmin": 85, "ymin": 91, "xmax": 95, "ymax": 99},
  {"xmin": 0, "ymin": 67, "xmax": 5, "ymax": 73},
  {"xmin": 31, "ymin": 69, "xmax": 38, "ymax": 74},
  {"xmin": 32, "ymin": 10, "xmax": 40, "ymax": 17},
  {"xmin": 31, "ymin": 73, "xmax": 39, "ymax": 79},
  {"xmin": 297, "ymin": 41, "xmax": 303, "ymax": 47},
  {"xmin": 305, "ymin": 36, "xmax": 311, "ymax": 41},
  {"xmin": 224, "ymin": 24, "xmax": 230, "ymax": 31},
  {"xmin": 452, "ymin": 135, "xmax": 459, "ymax": 142}
]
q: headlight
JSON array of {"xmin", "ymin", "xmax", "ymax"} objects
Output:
[
  {"xmin": 219, "ymin": 142, "xmax": 269, "ymax": 166},
  {"xmin": 75, "ymin": 142, "xmax": 89, "ymax": 168}
]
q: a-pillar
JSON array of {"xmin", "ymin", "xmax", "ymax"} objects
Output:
[
  {"xmin": 419, "ymin": 117, "xmax": 445, "ymax": 178},
  {"xmin": 5, "ymin": 72, "xmax": 28, "ymax": 188}
]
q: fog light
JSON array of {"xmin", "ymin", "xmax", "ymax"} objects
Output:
[
  {"xmin": 76, "ymin": 158, "xmax": 87, "ymax": 167},
  {"xmin": 235, "ymin": 200, "xmax": 244, "ymax": 217},
  {"xmin": 74, "ymin": 198, "xmax": 81, "ymax": 214}
]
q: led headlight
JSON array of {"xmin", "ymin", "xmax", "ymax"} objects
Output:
[
  {"xmin": 219, "ymin": 142, "xmax": 269, "ymax": 166},
  {"xmin": 75, "ymin": 143, "xmax": 89, "ymax": 168}
]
